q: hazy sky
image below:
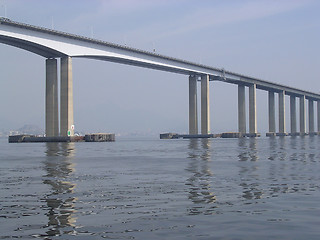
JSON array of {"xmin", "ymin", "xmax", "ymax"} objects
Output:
[{"xmin": 0, "ymin": 0, "xmax": 319, "ymax": 135}]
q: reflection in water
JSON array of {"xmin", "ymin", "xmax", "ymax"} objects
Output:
[
  {"xmin": 238, "ymin": 138, "xmax": 259, "ymax": 162},
  {"xmin": 186, "ymin": 139, "xmax": 216, "ymax": 215},
  {"xmin": 268, "ymin": 137, "xmax": 278, "ymax": 160},
  {"xmin": 289, "ymin": 137, "xmax": 299, "ymax": 161},
  {"xmin": 43, "ymin": 143, "xmax": 77, "ymax": 237},
  {"xmin": 46, "ymin": 142, "xmax": 76, "ymax": 157},
  {"xmin": 278, "ymin": 137, "xmax": 287, "ymax": 161},
  {"xmin": 249, "ymin": 138, "xmax": 259, "ymax": 161},
  {"xmin": 307, "ymin": 136, "xmax": 316, "ymax": 162},
  {"xmin": 237, "ymin": 138, "xmax": 249, "ymax": 161},
  {"xmin": 298, "ymin": 136, "xmax": 308, "ymax": 162},
  {"xmin": 237, "ymin": 138, "xmax": 263, "ymax": 200}
]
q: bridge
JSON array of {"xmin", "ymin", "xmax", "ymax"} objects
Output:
[{"xmin": 1, "ymin": 17, "xmax": 319, "ymax": 137}]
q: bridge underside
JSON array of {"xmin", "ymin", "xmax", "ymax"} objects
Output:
[{"xmin": 0, "ymin": 35, "xmax": 66, "ymax": 58}]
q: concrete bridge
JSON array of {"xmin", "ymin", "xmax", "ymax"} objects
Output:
[{"xmin": 1, "ymin": 17, "xmax": 319, "ymax": 137}]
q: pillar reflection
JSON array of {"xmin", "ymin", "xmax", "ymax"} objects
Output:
[
  {"xmin": 186, "ymin": 139, "xmax": 216, "ymax": 215},
  {"xmin": 268, "ymin": 137, "xmax": 278, "ymax": 160},
  {"xmin": 289, "ymin": 137, "xmax": 298, "ymax": 161},
  {"xmin": 248, "ymin": 138, "xmax": 259, "ymax": 161},
  {"xmin": 237, "ymin": 138, "xmax": 259, "ymax": 161},
  {"xmin": 43, "ymin": 143, "xmax": 77, "ymax": 237},
  {"xmin": 237, "ymin": 138, "xmax": 249, "ymax": 161},
  {"xmin": 278, "ymin": 137, "xmax": 287, "ymax": 161},
  {"xmin": 237, "ymin": 138, "xmax": 263, "ymax": 200}
]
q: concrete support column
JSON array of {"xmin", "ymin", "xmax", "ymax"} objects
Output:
[
  {"xmin": 318, "ymin": 100, "xmax": 320, "ymax": 133},
  {"xmin": 45, "ymin": 58, "xmax": 59, "ymax": 137},
  {"xmin": 308, "ymin": 100, "xmax": 314, "ymax": 134},
  {"xmin": 189, "ymin": 75, "xmax": 198, "ymax": 135},
  {"xmin": 60, "ymin": 57, "xmax": 74, "ymax": 137},
  {"xmin": 290, "ymin": 96, "xmax": 297, "ymax": 135},
  {"xmin": 278, "ymin": 90, "xmax": 286, "ymax": 134},
  {"xmin": 249, "ymin": 84, "xmax": 257, "ymax": 135},
  {"xmin": 268, "ymin": 91, "xmax": 276, "ymax": 134},
  {"xmin": 300, "ymin": 96, "xmax": 306, "ymax": 135},
  {"xmin": 238, "ymin": 85, "xmax": 246, "ymax": 134},
  {"xmin": 201, "ymin": 74, "xmax": 210, "ymax": 134}
]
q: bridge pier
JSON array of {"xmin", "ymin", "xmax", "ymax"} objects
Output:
[
  {"xmin": 60, "ymin": 57, "xmax": 74, "ymax": 137},
  {"xmin": 308, "ymin": 99, "xmax": 315, "ymax": 135},
  {"xmin": 266, "ymin": 91, "xmax": 276, "ymax": 136},
  {"xmin": 45, "ymin": 58, "xmax": 59, "ymax": 137},
  {"xmin": 300, "ymin": 96, "xmax": 306, "ymax": 135},
  {"xmin": 201, "ymin": 75, "xmax": 210, "ymax": 134},
  {"xmin": 318, "ymin": 100, "xmax": 320, "ymax": 134},
  {"xmin": 248, "ymin": 84, "xmax": 259, "ymax": 137},
  {"xmin": 238, "ymin": 85, "xmax": 246, "ymax": 134},
  {"xmin": 277, "ymin": 90, "xmax": 287, "ymax": 136},
  {"xmin": 189, "ymin": 75, "xmax": 198, "ymax": 134},
  {"xmin": 290, "ymin": 95, "xmax": 298, "ymax": 135}
]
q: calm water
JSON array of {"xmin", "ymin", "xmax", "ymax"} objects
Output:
[{"xmin": 0, "ymin": 136, "xmax": 320, "ymax": 239}]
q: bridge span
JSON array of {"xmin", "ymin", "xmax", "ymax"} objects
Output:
[{"xmin": 1, "ymin": 17, "xmax": 319, "ymax": 137}]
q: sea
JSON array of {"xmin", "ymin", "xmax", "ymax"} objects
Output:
[{"xmin": 0, "ymin": 136, "xmax": 320, "ymax": 240}]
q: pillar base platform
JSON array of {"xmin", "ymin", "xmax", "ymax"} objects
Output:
[
  {"xmin": 266, "ymin": 132, "xmax": 276, "ymax": 137},
  {"xmin": 160, "ymin": 133, "xmax": 219, "ymax": 139},
  {"xmin": 299, "ymin": 133, "xmax": 308, "ymax": 136},
  {"xmin": 245, "ymin": 133, "xmax": 261, "ymax": 138},
  {"xmin": 160, "ymin": 132, "xmax": 247, "ymax": 139},
  {"xmin": 289, "ymin": 132, "xmax": 301, "ymax": 136},
  {"xmin": 309, "ymin": 132, "xmax": 318, "ymax": 136},
  {"xmin": 9, "ymin": 133, "xmax": 115, "ymax": 143},
  {"xmin": 221, "ymin": 132, "xmax": 245, "ymax": 138},
  {"xmin": 276, "ymin": 133, "xmax": 288, "ymax": 136}
]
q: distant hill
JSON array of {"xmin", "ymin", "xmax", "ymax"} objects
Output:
[{"xmin": 17, "ymin": 124, "xmax": 43, "ymax": 135}]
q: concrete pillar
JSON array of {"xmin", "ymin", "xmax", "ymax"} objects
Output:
[
  {"xmin": 189, "ymin": 75, "xmax": 198, "ymax": 135},
  {"xmin": 290, "ymin": 96, "xmax": 297, "ymax": 134},
  {"xmin": 318, "ymin": 100, "xmax": 320, "ymax": 133},
  {"xmin": 249, "ymin": 84, "xmax": 257, "ymax": 134},
  {"xmin": 300, "ymin": 96, "xmax": 306, "ymax": 135},
  {"xmin": 238, "ymin": 85, "xmax": 246, "ymax": 134},
  {"xmin": 60, "ymin": 57, "xmax": 74, "ymax": 137},
  {"xmin": 45, "ymin": 58, "xmax": 59, "ymax": 137},
  {"xmin": 278, "ymin": 91, "xmax": 286, "ymax": 134},
  {"xmin": 201, "ymin": 75, "xmax": 210, "ymax": 134},
  {"xmin": 268, "ymin": 91, "xmax": 276, "ymax": 133},
  {"xmin": 308, "ymin": 99, "xmax": 314, "ymax": 134}
]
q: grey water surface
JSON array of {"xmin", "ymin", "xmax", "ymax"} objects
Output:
[{"xmin": 0, "ymin": 136, "xmax": 320, "ymax": 239}]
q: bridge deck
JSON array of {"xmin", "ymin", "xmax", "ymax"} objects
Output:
[{"xmin": 0, "ymin": 17, "xmax": 319, "ymax": 100}]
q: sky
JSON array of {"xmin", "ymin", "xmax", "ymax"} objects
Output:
[{"xmin": 0, "ymin": 0, "xmax": 319, "ymax": 136}]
